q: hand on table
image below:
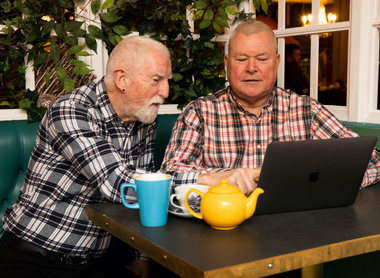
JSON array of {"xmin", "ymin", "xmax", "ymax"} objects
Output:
[{"xmin": 197, "ymin": 167, "xmax": 261, "ymax": 195}]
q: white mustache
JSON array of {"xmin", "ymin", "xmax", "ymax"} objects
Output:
[{"xmin": 149, "ymin": 96, "xmax": 165, "ymax": 105}]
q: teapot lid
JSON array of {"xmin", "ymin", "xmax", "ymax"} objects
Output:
[{"xmin": 209, "ymin": 179, "xmax": 240, "ymax": 194}]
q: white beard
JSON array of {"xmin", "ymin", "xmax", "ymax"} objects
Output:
[{"xmin": 134, "ymin": 95, "xmax": 164, "ymax": 124}]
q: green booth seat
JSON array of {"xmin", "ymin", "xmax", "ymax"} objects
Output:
[
  {"xmin": 344, "ymin": 121, "xmax": 380, "ymax": 149},
  {"xmin": 0, "ymin": 120, "xmax": 40, "ymax": 231},
  {"xmin": 154, "ymin": 113, "xmax": 179, "ymax": 171}
]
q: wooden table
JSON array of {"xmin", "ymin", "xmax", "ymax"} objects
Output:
[{"xmin": 86, "ymin": 183, "xmax": 380, "ymax": 277}]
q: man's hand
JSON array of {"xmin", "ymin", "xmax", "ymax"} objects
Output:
[{"xmin": 198, "ymin": 168, "xmax": 261, "ymax": 195}]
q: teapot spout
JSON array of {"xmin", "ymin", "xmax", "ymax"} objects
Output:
[{"xmin": 245, "ymin": 188, "xmax": 264, "ymax": 220}]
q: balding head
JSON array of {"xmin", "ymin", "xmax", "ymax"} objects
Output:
[
  {"xmin": 104, "ymin": 36, "xmax": 170, "ymax": 88},
  {"xmin": 228, "ymin": 20, "xmax": 277, "ymax": 54}
]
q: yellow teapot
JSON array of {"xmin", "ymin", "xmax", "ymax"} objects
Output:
[{"xmin": 184, "ymin": 179, "xmax": 264, "ymax": 230}]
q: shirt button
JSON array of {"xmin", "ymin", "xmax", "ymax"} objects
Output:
[{"xmin": 257, "ymin": 144, "xmax": 261, "ymax": 149}]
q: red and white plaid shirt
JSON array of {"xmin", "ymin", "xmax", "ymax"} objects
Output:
[{"xmin": 162, "ymin": 87, "xmax": 380, "ymax": 187}]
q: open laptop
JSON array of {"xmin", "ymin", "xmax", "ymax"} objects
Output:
[{"xmin": 255, "ymin": 136, "xmax": 378, "ymax": 215}]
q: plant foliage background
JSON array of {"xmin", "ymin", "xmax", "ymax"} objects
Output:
[{"xmin": 0, "ymin": 0, "xmax": 270, "ymax": 122}]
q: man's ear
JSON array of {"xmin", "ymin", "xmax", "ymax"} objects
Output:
[
  {"xmin": 224, "ymin": 54, "xmax": 229, "ymax": 68},
  {"xmin": 113, "ymin": 67, "xmax": 128, "ymax": 92}
]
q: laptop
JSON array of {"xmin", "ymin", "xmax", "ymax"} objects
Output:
[{"xmin": 255, "ymin": 136, "xmax": 377, "ymax": 215}]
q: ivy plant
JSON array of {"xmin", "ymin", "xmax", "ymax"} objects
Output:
[{"xmin": 0, "ymin": 0, "xmax": 270, "ymax": 120}]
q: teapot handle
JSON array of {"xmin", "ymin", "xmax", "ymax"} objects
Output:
[{"xmin": 185, "ymin": 189, "xmax": 204, "ymax": 219}]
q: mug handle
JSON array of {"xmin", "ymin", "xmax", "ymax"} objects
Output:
[
  {"xmin": 185, "ymin": 189, "xmax": 204, "ymax": 219},
  {"xmin": 169, "ymin": 194, "xmax": 184, "ymax": 210},
  {"xmin": 121, "ymin": 183, "xmax": 139, "ymax": 209}
]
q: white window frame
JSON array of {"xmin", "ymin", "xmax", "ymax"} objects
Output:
[{"xmin": 275, "ymin": 0, "xmax": 380, "ymax": 123}]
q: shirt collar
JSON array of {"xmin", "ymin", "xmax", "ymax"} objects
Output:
[{"xmin": 96, "ymin": 78, "xmax": 121, "ymax": 124}]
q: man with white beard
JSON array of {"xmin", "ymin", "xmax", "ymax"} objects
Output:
[{"xmin": 0, "ymin": 36, "xmax": 172, "ymax": 278}]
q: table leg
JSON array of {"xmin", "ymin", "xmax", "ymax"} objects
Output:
[{"xmin": 301, "ymin": 264, "xmax": 323, "ymax": 278}]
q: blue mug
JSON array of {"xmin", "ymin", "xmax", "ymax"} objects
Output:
[{"xmin": 121, "ymin": 173, "xmax": 171, "ymax": 227}]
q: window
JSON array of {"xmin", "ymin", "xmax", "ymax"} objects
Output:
[{"xmin": 255, "ymin": 0, "xmax": 380, "ymax": 123}]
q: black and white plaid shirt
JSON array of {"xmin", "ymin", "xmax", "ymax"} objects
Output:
[{"xmin": 3, "ymin": 78, "xmax": 156, "ymax": 258}]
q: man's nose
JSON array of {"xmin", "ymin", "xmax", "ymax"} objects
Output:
[
  {"xmin": 158, "ymin": 79, "xmax": 170, "ymax": 99},
  {"xmin": 246, "ymin": 59, "xmax": 257, "ymax": 73}
]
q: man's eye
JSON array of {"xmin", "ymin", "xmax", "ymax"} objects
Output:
[{"xmin": 236, "ymin": 58, "xmax": 247, "ymax": 62}]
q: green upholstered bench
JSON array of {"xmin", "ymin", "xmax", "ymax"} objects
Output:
[
  {"xmin": 344, "ymin": 121, "xmax": 380, "ymax": 148},
  {"xmin": 0, "ymin": 120, "xmax": 40, "ymax": 230}
]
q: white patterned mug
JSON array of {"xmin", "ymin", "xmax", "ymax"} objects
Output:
[{"xmin": 170, "ymin": 184, "xmax": 209, "ymax": 213}]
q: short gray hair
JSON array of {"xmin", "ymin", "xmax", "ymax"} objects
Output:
[
  {"xmin": 104, "ymin": 36, "xmax": 170, "ymax": 86},
  {"xmin": 227, "ymin": 20, "xmax": 277, "ymax": 54}
]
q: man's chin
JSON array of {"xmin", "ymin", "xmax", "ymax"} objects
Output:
[{"xmin": 136, "ymin": 106, "xmax": 160, "ymax": 124}]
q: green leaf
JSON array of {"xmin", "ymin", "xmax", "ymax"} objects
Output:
[
  {"xmin": 67, "ymin": 45, "xmax": 85, "ymax": 55},
  {"xmin": 199, "ymin": 19, "xmax": 211, "ymax": 29},
  {"xmin": 0, "ymin": 101, "xmax": 10, "ymax": 106},
  {"xmin": 113, "ymin": 25, "xmax": 129, "ymax": 36},
  {"xmin": 215, "ymin": 17, "xmax": 229, "ymax": 27},
  {"xmin": 218, "ymin": 7, "xmax": 228, "ymax": 20},
  {"xmin": 18, "ymin": 98, "xmax": 33, "ymax": 109},
  {"xmin": 101, "ymin": 12, "xmax": 122, "ymax": 23},
  {"xmin": 115, "ymin": 34, "xmax": 123, "ymax": 44},
  {"xmin": 64, "ymin": 21, "xmax": 84, "ymax": 32},
  {"xmin": 5, "ymin": 82, "xmax": 14, "ymax": 90},
  {"xmin": 204, "ymin": 42, "xmax": 215, "ymax": 49},
  {"xmin": 56, "ymin": 66, "xmax": 67, "ymax": 82},
  {"xmin": 64, "ymin": 35, "xmax": 78, "ymax": 46},
  {"xmin": 69, "ymin": 59, "xmax": 88, "ymax": 67},
  {"xmin": 34, "ymin": 52, "xmax": 49, "ymax": 67},
  {"xmin": 41, "ymin": 21, "xmax": 55, "ymax": 37},
  {"xmin": 56, "ymin": 0, "xmax": 73, "ymax": 9},
  {"xmin": 193, "ymin": 10, "xmax": 204, "ymax": 21},
  {"xmin": 64, "ymin": 77, "xmax": 75, "ymax": 92},
  {"xmin": 25, "ymin": 106, "xmax": 47, "ymax": 123},
  {"xmin": 193, "ymin": 1, "xmax": 208, "ymax": 10},
  {"xmin": 225, "ymin": 6, "xmax": 237, "ymax": 15},
  {"xmin": 46, "ymin": 72, "xmax": 51, "ymax": 86},
  {"xmin": 26, "ymin": 33, "xmax": 38, "ymax": 42},
  {"xmin": 91, "ymin": 0, "xmax": 101, "ymax": 14},
  {"xmin": 221, "ymin": 0, "xmax": 235, "ymax": 7},
  {"xmin": 71, "ymin": 29, "xmax": 86, "ymax": 37},
  {"xmin": 85, "ymin": 34, "xmax": 97, "ymax": 53},
  {"xmin": 108, "ymin": 32, "xmax": 118, "ymax": 46},
  {"xmin": 204, "ymin": 9, "xmax": 214, "ymax": 20},
  {"xmin": 261, "ymin": 0, "xmax": 269, "ymax": 14},
  {"xmin": 102, "ymin": 0, "xmax": 114, "ymax": 10},
  {"xmin": 72, "ymin": 66, "xmax": 93, "ymax": 75},
  {"xmin": 213, "ymin": 21, "xmax": 221, "ymax": 33},
  {"xmin": 252, "ymin": 0, "xmax": 261, "ymax": 11},
  {"xmin": 50, "ymin": 42, "xmax": 61, "ymax": 64},
  {"xmin": 75, "ymin": 51, "xmax": 92, "ymax": 56},
  {"xmin": 54, "ymin": 24, "xmax": 63, "ymax": 36},
  {"xmin": 172, "ymin": 73, "xmax": 183, "ymax": 82},
  {"xmin": 88, "ymin": 25, "xmax": 104, "ymax": 39},
  {"xmin": 17, "ymin": 3, "xmax": 31, "ymax": 15}
]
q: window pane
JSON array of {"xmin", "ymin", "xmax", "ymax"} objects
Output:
[
  {"xmin": 284, "ymin": 35, "xmax": 311, "ymax": 96},
  {"xmin": 256, "ymin": 3, "xmax": 278, "ymax": 30},
  {"xmin": 318, "ymin": 31, "xmax": 349, "ymax": 106},
  {"xmin": 281, "ymin": 0, "xmax": 349, "ymax": 28}
]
